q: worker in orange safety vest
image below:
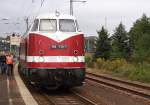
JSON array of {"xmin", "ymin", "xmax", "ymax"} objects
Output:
[{"xmin": 6, "ymin": 53, "xmax": 14, "ymax": 76}]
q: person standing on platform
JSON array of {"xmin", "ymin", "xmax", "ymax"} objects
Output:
[
  {"xmin": 6, "ymin": 53, "xmax": 14, "ymax": 76},
  {"xmin": 0, "ymin": 52, "xmax": 7, "ymax": 74}
]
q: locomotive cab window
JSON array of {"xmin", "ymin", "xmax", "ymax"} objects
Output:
[
  {"xmin": 59, "ymin": 19, "xmax": 76, "ymax": 32},
  {"xmin": 39, "ymin": 19, "xmax": 57, "ymax": 32},
  {"xmin": 31, "ymin": 19, "xmax": 39, "ymax": 31}
]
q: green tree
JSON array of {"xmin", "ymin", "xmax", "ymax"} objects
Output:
[
  {"xmin": 111, "ymin": 22, "xmax": 131, "ymax": 60},
  {"xmin": 129, "ymin": 14, "xmax": 150, "ymax": 63},
  {"xmin": 94, "ymin": 26, "xmax": 111, "ymax": 60}
]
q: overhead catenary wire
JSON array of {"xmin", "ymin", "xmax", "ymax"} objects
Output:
[
  {"xmin": 41, "ymin": 0, "xmax": 45, "ymax": 6},
  {"xmin": 26, "ymin": 0, "xmax": 46, "ymax": 31},
  {"xmin": 23, "ymin": 1, "xmax": 34, "ymax": 18},
  {"xmin": 32, "ymin": 0, "xmax": 45, "ymax": 23},
  {"xmin": 32, "ymin": 0, "xmax": 45, "ymax": 19},
  {"xmin": 22, "ymin": 0, "xmax": 35, "ymax": 32}
]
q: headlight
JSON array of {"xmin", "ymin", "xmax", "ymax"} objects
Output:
[
  {"xmin": 74, "ymin": 50, "xmax": 78, "ymax": 55},
  {"xmin": 73, "ymin": 56, "xmax": 78, "ymax": 62},
  {"xmin": 38, "ymin": 56, "xmax": 45, "ymax": 62},
  {"xmin": 39, "ymin": 50, "xmax": 44, "ymax": 55}
]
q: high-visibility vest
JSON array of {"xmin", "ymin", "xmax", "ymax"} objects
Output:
[{"xmin": 6, "ymin": 56, "xmax": 13, "ymax": 64}]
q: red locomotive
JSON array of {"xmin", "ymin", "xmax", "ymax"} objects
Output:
[{"xmin": 19, "ymin": 12, "xmax": 85, "ymax": 88}]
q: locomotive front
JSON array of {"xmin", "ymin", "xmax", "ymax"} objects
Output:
[{"xmin": 20, "ymin": 13, "xmax": 85, "ymax": 88}]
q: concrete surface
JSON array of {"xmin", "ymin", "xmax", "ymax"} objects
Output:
[{"xmin": 0, "ymin": 64, "xmax": 38, "ymax": 105}]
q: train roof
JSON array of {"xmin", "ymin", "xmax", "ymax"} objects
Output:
[{"xmin": 36, "ymin": 13, "xmax": 76, "ymax": 20}]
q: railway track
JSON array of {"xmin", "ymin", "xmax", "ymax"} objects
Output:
[
  {"xmin": 43, "ymin": 90, "xmax": 97, "ymax": 105},
  {"xmin": 24, "ymin": 80, "xmax": 97, "ymax": 105},
  {"xmin": 86, "ymin": 72, "xmax": 150, "ymax": 100}
]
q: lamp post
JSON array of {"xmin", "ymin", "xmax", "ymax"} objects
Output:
[{"xmin": 70, "ymin": 0, "xmax": 87, "ymax": 15}]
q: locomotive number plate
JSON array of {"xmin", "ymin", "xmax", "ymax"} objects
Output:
[{"xmin": 51, "ymin": 44, "xmax": 68, "ymax": 49}]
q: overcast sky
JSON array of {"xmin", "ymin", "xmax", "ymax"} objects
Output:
[{"xmin": 0, "ymin": 0, "xmax": 150, "ymax": 37}]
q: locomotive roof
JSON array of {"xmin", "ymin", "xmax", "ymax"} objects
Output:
[{"xmin": 36, "ymin": 13, "xmax": 76, "ymax": 20}]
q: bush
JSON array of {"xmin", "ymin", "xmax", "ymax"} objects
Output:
[
  {"xmin": 129, "ymin": 64, "xmax": 150, "ymax": 83},
  {"xmin": 85, "ymin": 53, "xmax": 94, "ymax": 68},
  {"xmin": 96, "ymin": 58, "xmax": 105, "ymax": 69},
  {"xmin": 96, "ymin": 58, "xmax": 127, "ymax": 71},
  {"xmin": 87, "ymin": 57, "xmax": 150, "ymax": 83}
]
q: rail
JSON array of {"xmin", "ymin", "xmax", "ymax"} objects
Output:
[
  {"xmin": 43, "ymin": 90, "xmax": 97, "ymax": 105},
  {"xmin": 86, "ymin": 72, "xmax": 150, "ymax": 100}
]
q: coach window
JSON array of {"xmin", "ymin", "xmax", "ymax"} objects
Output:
[
  {"xmin": 39, "ymin": 19, "xmax": 57, "ymax": 32},
  {"xmin": 59, "ymin": 19, "xmax": 76, "ymax": 32},
  {"xmin": 31, "ymin": 19, "xmax": 39, "ymax": 31}
]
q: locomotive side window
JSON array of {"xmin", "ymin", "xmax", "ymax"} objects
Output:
[
  {"xmin": 39, "ymin": 19, "xmax": 57, "ymax": 32},
  {"xmin": 59, "ymin": 19, "xmax": 76, "ymax": 32},
  {"xmin": 31, "ymin": 19, "xmax": 39, "ymax": 31}
]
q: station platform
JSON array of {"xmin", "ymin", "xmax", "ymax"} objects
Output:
[{"xmin": 0, "ymin": 64, "xmax": 38, "ymax": 105}]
